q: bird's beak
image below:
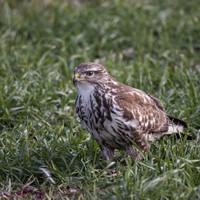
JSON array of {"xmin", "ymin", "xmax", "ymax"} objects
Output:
[
  {"xmin": 73, "ymin": 72, "xmax": 84, "ymax": 84},
  {"xmin": 75, "ymin": 73, "xmax": 80, "ymax": 79},
  {"xmin": 73, "ymin": 73, "xmax": 78, "ymax": 84}
]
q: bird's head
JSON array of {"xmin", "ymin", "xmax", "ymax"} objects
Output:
[{"xmin": 73, "ymin": 62, "xmax": 111, "ymax": 86}]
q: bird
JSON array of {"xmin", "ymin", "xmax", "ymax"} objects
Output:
[{"xmin": 73, "ymin": 62, "xmax": 188, "ymax": 162}]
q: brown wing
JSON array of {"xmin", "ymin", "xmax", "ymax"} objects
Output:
[
  {"xmin": 114, "ymin": 89, "xmax": 169, "ymax": 133},
  {"xmin": 148, "ymin": 95, "xmax": 165, "ymax": 111}
]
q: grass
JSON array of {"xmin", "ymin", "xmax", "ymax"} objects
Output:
[{"xmin": 0, "ymin": 0, "xmax": 200, "ymax": 199}]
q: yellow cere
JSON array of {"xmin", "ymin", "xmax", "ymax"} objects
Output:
[{"xmin": 75, "ymin": 73, "xmax": 80, "ymax": 79}]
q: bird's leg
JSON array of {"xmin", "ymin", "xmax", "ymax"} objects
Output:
[
  {"xmin": 125, "ymin": 146, "xmax": 138, "ymax": 161},
  {"xmin": 126, "ymin": 133, "xmax": 149, "ymax": 161},
  {"xmin": 100, "ymin": 145, "xmax": 115, "ymax": 162}
]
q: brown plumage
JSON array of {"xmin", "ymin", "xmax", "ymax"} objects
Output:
[{"xmin": 73, "ymin": 62, "xmax": 187, "ymax": 161}]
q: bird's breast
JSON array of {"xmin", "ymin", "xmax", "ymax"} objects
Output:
[{"xmin": 75, "ymin": 92, "xmax": 134, "ymax": 149}]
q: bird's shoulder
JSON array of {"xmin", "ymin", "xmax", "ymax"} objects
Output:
[{"xmin": 114, "ymin": 84, "xmax": 164, "ymax": 111}]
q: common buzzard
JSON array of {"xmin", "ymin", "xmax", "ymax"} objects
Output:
[{"xmin": 73, "ymin": 62, "xmax": 187, "ymax": 161}]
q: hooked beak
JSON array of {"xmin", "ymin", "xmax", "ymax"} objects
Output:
[
  {"xmin": 73, "ymin": 77, "xmax": 77, "ymax": 85},
  {"xmin": 73, "ymin": 73, "xmax": 78, "ymax": 84},
  {"xmin": 73, "ymin": 72, "xmax": 84, "ymax": 84}
]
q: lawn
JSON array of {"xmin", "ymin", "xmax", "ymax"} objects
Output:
[{"xmin": 0, "ymin": 0, "xmax": 200, "ymax": 199}]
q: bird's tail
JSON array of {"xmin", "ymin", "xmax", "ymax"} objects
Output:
[
  {"xmin": 167, "ymin": 116, "xmax": 188, "ymax": 134},
  {"xmin": 167, "ymin": 116, "xmax": 196, "ymax": 140}
]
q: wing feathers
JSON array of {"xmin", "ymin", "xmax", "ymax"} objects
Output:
[
  {"xmin": 148, "ymin": 95, "xmax": 165, "ymax": 111},
  {"xmin": 114, "ymin": 89, "xmax": 169, "ymax": 133}
]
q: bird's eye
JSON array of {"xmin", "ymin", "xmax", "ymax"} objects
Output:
[{"xmin": 85, "ymin": 71, "xmax": 94, "ymax": 76}]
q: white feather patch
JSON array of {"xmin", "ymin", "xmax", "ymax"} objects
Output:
[
  {"xmin": 147, "ymin": 124, "xmax": 184, "ymax": 142},
  {"xmin": 167, "ymin": 124, "xmax": 184, "ymax": 134},
  {"xmin": 77, "ymin": 83, "xmax": 95, "ymax": 102}
]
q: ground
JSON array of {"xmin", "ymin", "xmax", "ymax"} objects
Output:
[{"xmin": 0, "ymin": 0, "xmax": 200, "ymax": 199}]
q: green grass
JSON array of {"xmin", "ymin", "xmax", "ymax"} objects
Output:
[{"xmin": 0, "ymin": 0, "xmax": 200, "ymax": 199}]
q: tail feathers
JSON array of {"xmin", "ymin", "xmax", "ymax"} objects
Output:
[
  {"xmin": 168, "ymin": 116, "xmax": 188, "ymax": 129},
  {"xmin": 167, "ymin": 116, "xmax": 196, "ymax": 140},
  {"xmin": 167, "ymin": 116, "xmax": 188, "ymax": 134}
]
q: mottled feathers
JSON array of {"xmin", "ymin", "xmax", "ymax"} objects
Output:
[{"xmin": 73, "ymin": 62, "xmax": 187, "ymax": 161}]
